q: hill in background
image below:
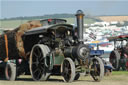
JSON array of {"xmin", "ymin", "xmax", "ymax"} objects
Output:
[
  {"xmin": 0, "ymin": 14, "xmax": 101, "ymax": 28},
  {"xmin": 1, "ymin": 14, "xmax": 128, "ymax": 29}
]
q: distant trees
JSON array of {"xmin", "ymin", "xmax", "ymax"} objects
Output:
[
  {"xmin": 1, "ymin": 14, "xmax": 75, "ymax": 20},
  {"xmin": 0, "ymin": 13, "xmax": 101, "ymax": 22}
]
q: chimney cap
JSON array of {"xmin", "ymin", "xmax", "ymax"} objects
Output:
[{"xmin": 76, "ymin": 10, "xmax": 84, "ymax": 16}]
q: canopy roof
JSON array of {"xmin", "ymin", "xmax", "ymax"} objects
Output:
[
  {"xmin": 108, "ymin": 35, "xmax": 128, "ymax": 41},
  {"xmin": 24, "ymin": 24, "xmax": 73, "ymax": 36}
]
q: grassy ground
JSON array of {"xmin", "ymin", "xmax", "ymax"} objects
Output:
[
  {"xmin": 0, "ymin": 18, "xmax": 95, "ymax": 28},
  {"xmin": 112, "ymin": 71, "xmax": 128, "ymax": 75},
  {"xmin": 63, "ymin": 18, "xmax": 95, "ymax": 24},
  {"xmin": 0, "ymin": 20, "xmax": 28, "ymax": 28},
  {"xmin": 0, "ymin": 71, "xmax": 128, "ymax": 85}
]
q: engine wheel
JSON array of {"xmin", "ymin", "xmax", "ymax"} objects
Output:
[
  {"xmin": 74, "ymin": 72, "xmax": 80, "ymax": 80},
  {"xmin": 5, "ymin": 62, "xmax": 16, "ymax": 81},
  {"xmin": 90, "ymin": 57, "xmax": 104, "ymax": 82},
  {"xmin": 30, "ymin": 44, "xmax": 50, "ymax": 81},
  {"xmin": 61, "ymin": 58, "xmax": 75, "ymax": 82},
  {"xmin": 109, "ymin": 50, "xmax": 120, "ymax": 71}
]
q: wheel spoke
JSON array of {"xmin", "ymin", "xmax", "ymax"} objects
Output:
[
  {"xmin": 38, "ymin": 51, "xmax": 42, "ymax": 60},
  {"xmin": 40, "ymin": 66, "xmax": 44, "ymax": 71},
  {"xmin": 33, "ymin": 52, "xmax": 38, "ymax": 58},
  {"xmin": 33, "ymin": 68, "xmax": 39, "ymax": 74},
  {"xmin": 67, "ymin": 62, "xmax": 70, "ymax": 68},
  {"xmin": 65, "ymin": 72, "xmax": 69, "ymax": 79},
  {"xmin": 32, "ymin": 62, "xmax": 38, "ymax": 65},
  {"xmin": 40, "ymin": 56, "xmax": 45, "ymax": 61},
  {"xmin": 63, "ymin": 61, "xmax": 66, "ymax": 67},
  {"xmin": 37, "ymin": 69, "xmax": 42, "ymax": 79},
  {"xmin": 37, "ymin": 47, "xmax": 41, "ymax": 56}
]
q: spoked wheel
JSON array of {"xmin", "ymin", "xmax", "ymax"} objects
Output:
[
  {"xmin": 109, "ymin": 50, "xmax": 120, "ymax": 71},
  {"xmin": 30, "ymin": 44, "xmax": 50, "ymax": 81},
  {"xmin": 90, "ymin": 57, "xmax": 104, "ymax": 82},
  {"xmin": 61, "ymin": 58, "xmax": 75, "ymax": 82},
  {"xmin": 5, "ymin": 62, "xmax": 16, "ymax": 81},
  {"xmin": 74, "ymin": 73, "xmax": 80, "ymax": 80}
]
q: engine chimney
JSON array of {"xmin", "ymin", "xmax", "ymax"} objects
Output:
[{"xmin": 75, "ymin": 10, "xmax": 84, "ymax": 42}]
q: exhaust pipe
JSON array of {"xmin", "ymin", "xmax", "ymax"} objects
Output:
[{"xmin": 75, "ymin": 10, "xmax": 84, "ymax": 42}]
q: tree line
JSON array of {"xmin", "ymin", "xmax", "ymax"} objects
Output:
[
  {"xmin": 1, "ymin": 14, "xmax": 74, "ymax": 20},
  {"xmin": 0, "ymin": 13, "xmax": 101, "ymax": 22}
]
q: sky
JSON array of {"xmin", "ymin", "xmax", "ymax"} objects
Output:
[{"xmin": 0, "ymin": 0, "xmax": 128, "ymax": 19}]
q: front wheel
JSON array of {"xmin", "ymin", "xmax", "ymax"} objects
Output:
[
  {"xmin": 61, "ymin": 58, "xmax": 75, "ymax": 82},
  {"xmin": 74, "ymin": 73, "xmax": 80, "ymax": 80},
  {"xmin": 5, "ymin": 62, "xmax": 16, "ymax": 81},
  {"xmin": 90, "ymin": 57, "xmax": 104, "ymax": 82}
]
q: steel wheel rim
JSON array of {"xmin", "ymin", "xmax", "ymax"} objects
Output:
[
  {"xmin": 31, "ymin": 46, "xmax": 45, "ymax": 80},
  {"xmin": 91, "ymin": 58, "xmax": 102, "ymax": 81},
  {"xmin": 62, "ymin": 59, "xmax": 72, "ymax": 82},
  {"xmin": 5, "ymin": 65, "xmax": 11, "ymax": 79},
  {"xmin": 110, "ymin": 52, "xmax": 117, "ymax": 68}
]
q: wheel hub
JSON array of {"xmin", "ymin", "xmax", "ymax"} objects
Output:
[
  {"xmin": 79, "ymin": 47, "xmax": 87, "ymax": 57},
  {"xmin": 64, "ymin": 68, "xmax": 69, "ymax": 73}
]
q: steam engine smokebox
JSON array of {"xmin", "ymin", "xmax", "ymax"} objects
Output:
[{"xmin": 64, "ymin": 44, "xmax": 90, "ymax": 60}]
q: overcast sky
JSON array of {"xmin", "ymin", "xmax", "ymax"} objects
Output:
[{"xmin": 0, "ymin": 0, "xmax": 128, "ymax": 19}]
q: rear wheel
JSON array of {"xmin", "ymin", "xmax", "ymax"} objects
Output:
[
  {"xmin": 61, "ymin": 58, "xmax": 75, "ymax": 82},
  {"xmin": 5, "ymin": 62, "xmax": 16, "ymax": 81},
  {"xmin": 109, "ymin": 50, "xmax": 120, "ymax": 71},
  {"xmin": 90, "ymin": 57, "xmax": 104, "ymax": 82},
  {"xmin": 30, "ymin": 44, "xmax": 50, "ymax": 81}
]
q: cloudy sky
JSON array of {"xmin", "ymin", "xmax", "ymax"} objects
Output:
[{"xmin": 0, "ymin": 0, "xmax": 128, "ymax": 19}]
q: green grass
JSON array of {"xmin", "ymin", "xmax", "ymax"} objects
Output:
[
  {"xmin": 112, "ymin": 71, "xmax": 128, "ymax": 75},
  {"xmin": 0, "ymin": 20, "xmax": 28, "ymax": 28},
  {"xmin": 0, "ymin": 18, "xmax": 95, "ymax": 29},
  {"xmin": 63, "ymin": 18, "xmax": 95, "ymax": 24}
]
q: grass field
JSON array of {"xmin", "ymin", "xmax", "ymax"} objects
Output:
[
  {"xmin": 0, "ymin": 18, "xmax": 95, "ymax": 29},
  {"xmin": 112, "ymin": 71, "xmax": 128, "ymax": 75},
  {"xmin": 0, "ymin": 71, "xmax": 128, "ymax": 85},
  {"xmin": 1, "ymin": 16, "xmax": 128, "ymax": 29},
  {"xmin": 0, "ymin": 20, "xmax": 28, "ymax": 28}
]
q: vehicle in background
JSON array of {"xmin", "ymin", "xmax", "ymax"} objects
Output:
[{"xmin": 108, "ymin": 35, "xmax": 128, "ymax": 71}]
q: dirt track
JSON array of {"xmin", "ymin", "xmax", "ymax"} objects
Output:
[{"xmin": 0, "ymin": 74, "xmax": 128, "ymax": 85}]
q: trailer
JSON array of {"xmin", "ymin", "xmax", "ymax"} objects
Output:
[{"xmin": 0, "ymin": 19, "xmax": 67, "ymax": 81}]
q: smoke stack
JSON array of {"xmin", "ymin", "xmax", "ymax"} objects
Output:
[{"xmin": 75, "ymin": 10, "xmax": 84, "ymax": 42}]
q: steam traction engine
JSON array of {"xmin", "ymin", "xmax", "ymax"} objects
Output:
[
  {"xmin": 22, "ymin": 10, "xmax": 104, "ymax": 82},
  {"xmin": 108, "ymin": 35, "xmax": 128, "ymax": 71}
]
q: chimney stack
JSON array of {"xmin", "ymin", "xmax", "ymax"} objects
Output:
[{"xmin": 75, "ymin": 10, "xmax": 84, "ymax": 42}]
